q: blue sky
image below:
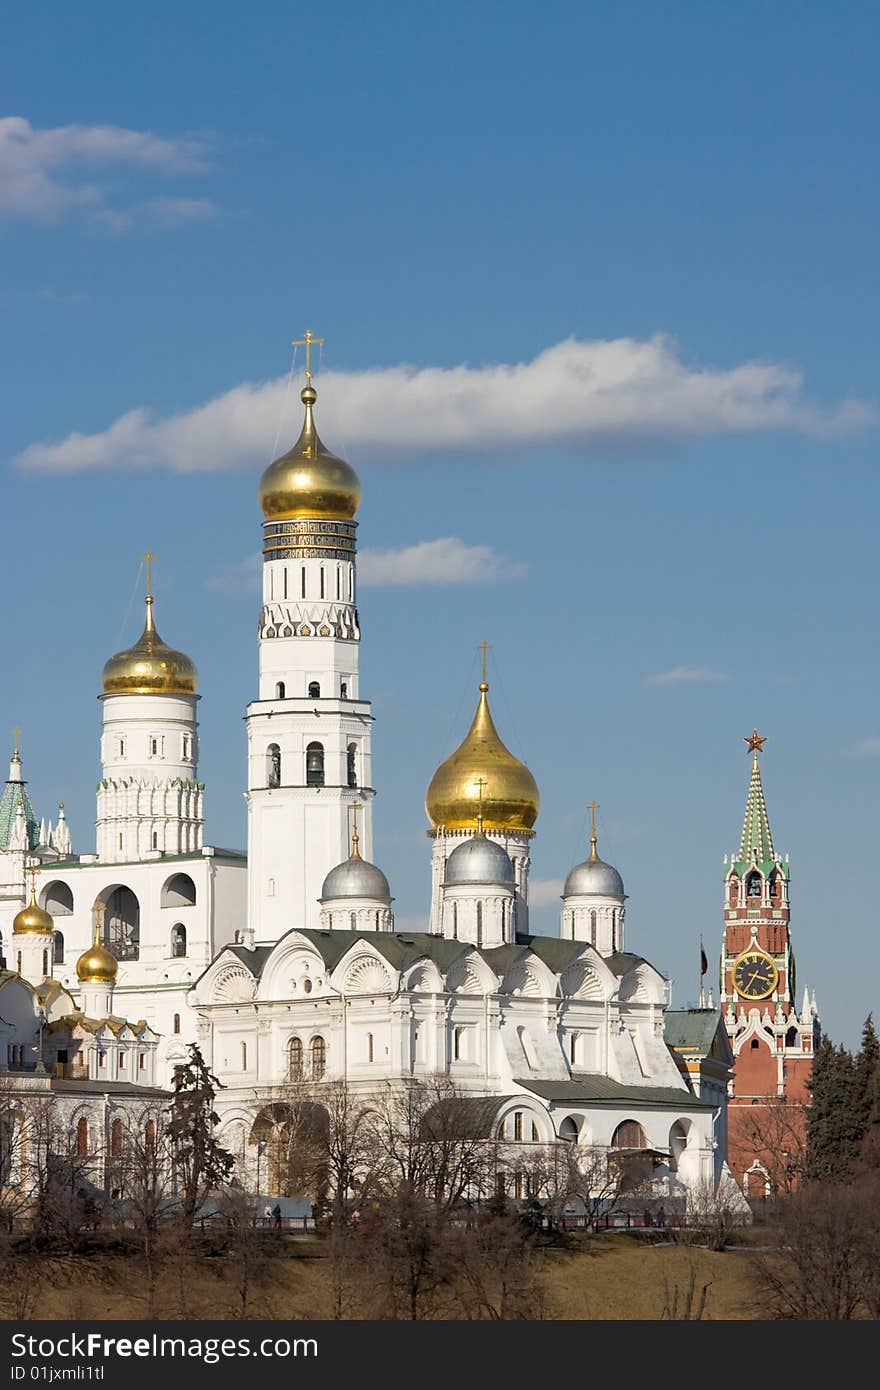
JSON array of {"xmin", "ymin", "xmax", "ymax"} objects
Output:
[{"xmin": 2, "ymin": 1, "xmax": 878, "ymax": 1045}]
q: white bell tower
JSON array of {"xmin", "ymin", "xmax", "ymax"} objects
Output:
[
  {"xmin": 97, "ymin": 553, "xmax": 202, "ymax": 864},
  {"xmin": 246, "ymin": 336, "xmax": 374, "ymax": 942}
]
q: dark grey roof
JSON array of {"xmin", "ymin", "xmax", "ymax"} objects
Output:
[
  {"xmin": 664, "ymin": 1009, "xmax": 724, "ymax": 1052},
  {"xmin": 604, "ymin": 951, "xmax": 654, "ymax": 977},
  {"xmin": 208, "ymin": 931, "xmax": 661, "ymax": 991},
  {"xmin": 492, "ymin": 936, "xmax": 586, "ymax": 974},
  {"xmin": 422, "ymin": 1095, "xmax": 517, "ymax": 1141},
  {"xmin": 296, "ymin": 929, "xmax": 468, "ymax": 974},
  {"xmin": 227, "ymin": 944, "xmax": 274, "ymax": 977},
  {"xmin": 514, "ymin": 1075, "xmax": 711, "ymax": 1109},
  {"xmin": 49, "ymin": 1079, "xmax": 170, "ymax": 1097}
]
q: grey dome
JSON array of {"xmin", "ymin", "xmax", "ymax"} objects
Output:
[
  {"xmin": 444, "ymin": 835, "xmax": 514, "ymax": 887},
  {"xmin": 321, "ymin": 854, "xmax": 392, "ymax": 904},
  {"xmin": 563, "ymin": 856, "xmax": 625, "ymax": 899}
]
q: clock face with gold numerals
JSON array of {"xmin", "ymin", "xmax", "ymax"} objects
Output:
[{"xmin": 732, "ymin": 949, "xmax": 779, "ymax": 1001}]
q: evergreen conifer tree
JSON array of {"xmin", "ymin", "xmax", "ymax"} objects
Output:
[
  {"xmin": 805, "ymin": 1037, "xmax": 861, "ymax": 1181},
  {"xmin": 167, "ymin": 1043, "xmax": 235, "ymax": 1223}
]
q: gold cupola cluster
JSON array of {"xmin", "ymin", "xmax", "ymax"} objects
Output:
[
  {"xmin": 425, "ymin": 680, "xmax": 540, "ymax": 835},
  {"xmin": 103, "ymin": 593, "xmax": 198, "ymax": 697},
  {"xmin": 259, "ymin": 381, "xmax": 360, "ymax": 522}
]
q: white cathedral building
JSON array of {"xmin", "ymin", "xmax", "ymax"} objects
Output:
[{"xmin": 0, "ymin": 361, "xmax": 743, "ymax": 1210}]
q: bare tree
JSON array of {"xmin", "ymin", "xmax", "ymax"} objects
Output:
[
  {"xmin": 755, "ymin": 1179, "xmax": 879, "ymax": 1319},
  {"xmin": 112, "ymin": 1110, "xmax": 174, "ymax": 1317},
  {"xmin": 734, "ymin": 1096, "xmax": 808, "ymax": 1199}
]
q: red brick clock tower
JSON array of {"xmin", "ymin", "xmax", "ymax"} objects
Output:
[{"xmin": 721, "ymin": 731, "xmax": 820, "ymax": 1197}]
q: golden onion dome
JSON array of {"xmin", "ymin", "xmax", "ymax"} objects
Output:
[
  {"xmin": 76, "ymin": 927, "xmax": 118, "ymax": 985},
  {"xmin": 426, "ymin": 681, "xmax": 540, "ymax": 834},
  {"xmin": 102, "ymin": 596, "xmax": 197, "ymax": 696},
  {"xmin": 259, "ymin": 384, "xmax": 360, "ymax": 521},
  {"xmin": 13, "ymin": 885, "xmax": 54, "ymax": 936}
]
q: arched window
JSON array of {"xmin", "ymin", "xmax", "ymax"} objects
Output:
[
  {"xmin": 611, "ymin": 1120, "xmax": 648, "ymax": 1150},
  {"xmin": 42, "ymin": 881, "xmax": 73, "ymax": 915},
  {"xmin": 161, "ymin": 874, "xmax": 196, "ymax": 909},
  {"xmin": 170, "ymin": 924, "xmax": 187, "ymax": 958},
  {"xmin": 301, "ymin": 566, "xmax": 306, "ymax": 598},
  {"xmin": 746, "ymin": 871, "xmax": 762, "ymax": 898},
  {"xmin": 590, "ymin": 910, "xmax": 597, "ymax": 945},
  {"xmin": 111, "ymin": 1118, "xmax": 123, "ymax": 1158},
  {"xmin": 785, "ymin": 1026, "xmax": 799, "ymax": 1048},
  {"xmin": 728, "ymin": 875, "xmax": 740, "ymax": 907},
  {"xmin": 308, "ymin": 681, "xmax": 321, "ymax": 700},
  {"xmin": 476, "ymin": 901, "xmax": 483, "ymax": 942},
  {"xmin": 289, "ymin": 1036, "xmax": 303, "ymax": 1079},
  {"xmin": 513, "ymin": 1111, "xmax": 523, "ymax": 1141},
  {"xmin": 240, "ymin": 1042, "xmax": 248, "ymax": 1071},
  {"xmin": 349, "ymin": 912, "xmax": 357, "ymax": 930},
  {"xmin": 306, "ymin": 742, "xmax": 325, "ymax": 786},
  {"xmin": 347, "ymin": 743, "xmax": 357, "ymax": 788},
  {"xmin": 569, "ymin": 1032, "xmax": 579, "ymax": 1065},
  {"xmin": 454, "ymin": 1027, "xmax": 465, "ymax": 1062},
  {"xmin": 319, "ymin": 568, "xmax": 325, "ymax": 599},
  {"xmin": 310, "ymin": 1035, "xmax": 326, "ymax": 1079},
  {"xmin": 102, "ymin": 886, "xmax": 140, "ymax": 961},
  {"xmin": 173, "ymin": 1014, "xmax": 181, "ymax": 1035},
  {"xmin": 340, "ymin": 681, "xmax": 348, "ymax": 700},
  {"xmin": 559, "ymin": 1116, "xmax": 578, "ymax": 1142},
  {"xmin": 452, "ymin": 901, "xmax": 458, "ymax": 938},
  {"xmin": 76, "ymin": 1117, "xmax": 89, "ymax": 1157},
  {"xmin": 267, "ymin": 744, "xmax": 281, "ymax": 789},
  {"xmin": 145, "ymin": 1119, "xmax": 156, "ymax": 1157},
  {"xmin": 669, "ymin": 1120, "xmax": 690, "ymax": 1171},
  {"xmin": 367, "ymin": 1032, "xmax": 374, "ymax": 1063},
  {"xmin": 275, "ymin": 682, "xmax": 286, "ymax": 699},
  {"xmin": 42, "ymin": 949, "xmax": 49, "ymax": 976},
  {"xmin": 54, "ymin": 932, "xmax": 64, "ymax": 965},
  {"xmin": 152, "ymin": 831, "xmax": 159, "ymax": 850}
]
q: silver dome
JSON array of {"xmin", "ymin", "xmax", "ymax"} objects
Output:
[
  {"xmin": 321, "ymin": 854, "xmax": 392, "ymax": 904},
  {"xmin": 563, "ymin": 856, "xmax": 625, "ymax": 899},
  {"xmin": 444, "ymin": 835, "xmax": 514, "ymax": 887}
]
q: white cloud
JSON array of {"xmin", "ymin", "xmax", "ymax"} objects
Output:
[
  {"xmin": 15, "ymin": 335, "xmax": 874, "ymax": 475},
  {"xmin": 529, "ymin": 878, "xmax": 564, "ymax": 908},
  {"xmin": 0, "ymin": 115, "xmax": 211, "ymax": 223},
  {"xmin": 646, "ymin": 667, "xmax": 730, "ymax": 687},
  {"xmin": 208, "ymin": 538, "xmax": 524, "ymax": 593},
  {"xmin": 360, "ymin": 538, "xmax": 526, "ymax": 586},
  {"xmin": 851, "ymin": 739, "xmax": 880, "ymax": 759}
]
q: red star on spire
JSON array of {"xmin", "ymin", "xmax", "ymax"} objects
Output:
[{"xmin": 744, "ymin": 729, "xmax": 767, "ymax": 754}]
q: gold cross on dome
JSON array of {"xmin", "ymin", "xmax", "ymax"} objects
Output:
[
  {"xmin": 477, "ymin": 641, "xmax": 493, "ymax": 683},
  {"xmin": 292, "ymin": 329, "xmax": 326, "ymax": 383},
  {"xmin": 141, "ymin": 550, "xmax": 157, "ymax": 599},
  {"xmin": 350, "ymin": 800, "xmax": 362, "ymax": 856},
  {"xmin": 587, "ymin": 801, "xmax": 600, "ymax": 858},
  {"xmin": 744, "ymin": 729, "xmax": 767, "ymax": 755},
  {"xmin": 12, "ymin": 727, "xmax": 21, "ymax": 754}
]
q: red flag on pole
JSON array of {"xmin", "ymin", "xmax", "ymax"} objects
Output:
[{"xmin": 700, "ymin": 943, "xmax": 708, "ymax": 976}]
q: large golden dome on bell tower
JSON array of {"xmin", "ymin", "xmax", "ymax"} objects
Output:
[{"xmin": 259, "ymin": 380, "xmax": 360, "ymax": 522}]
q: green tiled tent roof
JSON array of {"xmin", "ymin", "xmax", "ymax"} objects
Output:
[
  {"xmin": 0, "ymin": 771, "xmax": 39, "ymax": 851},
  {"xmin": 732, "ymin": 753, "xmax": 787, "ymax": 878}
]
